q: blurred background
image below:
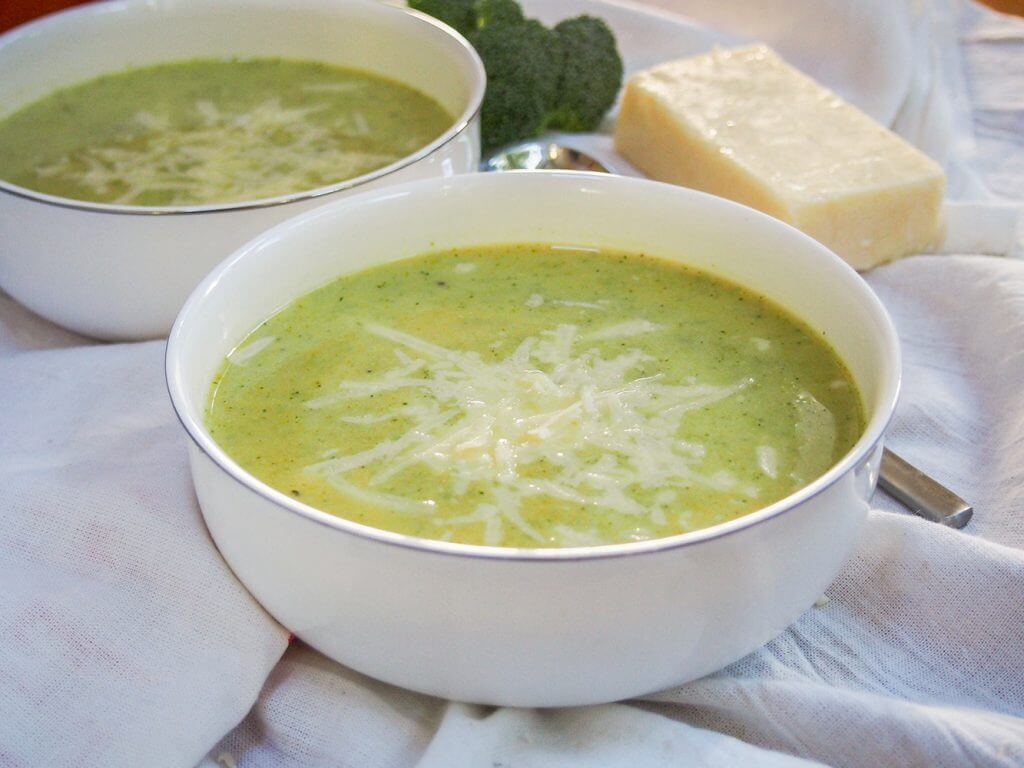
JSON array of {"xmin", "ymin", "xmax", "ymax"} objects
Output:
[{"xmin": 2, "ymin": 0, "xmax": 1022, "ymax": 32}]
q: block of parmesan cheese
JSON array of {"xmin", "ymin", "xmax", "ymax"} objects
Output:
[{"xmin": 614, "ymin": 45, "xmax": 945, "ymax": 270}]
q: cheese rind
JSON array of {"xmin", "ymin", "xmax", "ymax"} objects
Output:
[{"xmin": 614, "ymin": 45, "xmax": 945, "ymax": 270}]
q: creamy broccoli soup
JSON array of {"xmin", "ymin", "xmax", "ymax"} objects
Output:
[
  {"xmin": 0, "ymin": 58, "xmax": 452, "ymax": 206},
  {"xmin": 206, "ymin": 245, "xmax": 864, "ymax": 548}
]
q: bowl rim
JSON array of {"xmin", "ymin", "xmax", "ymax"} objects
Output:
[
  {"xmin": 0, "ymin": 0, "xmax": 486, "ymax": 217},
  {"xmin": 166, "ymin": 171, "xmax": 902, "ymax": 562}
]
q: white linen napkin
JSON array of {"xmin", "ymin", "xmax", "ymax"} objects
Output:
[
  {"xmin": 2, "ymin": 1, "xmax": 1023, "ymax": 767},
  {"xmin": 416, "ymin": 703, "xmax": 828, "ymax": 767},
  {"xmin": 0, "ymin": 330, "xmax": 288, "ymax": 766}
]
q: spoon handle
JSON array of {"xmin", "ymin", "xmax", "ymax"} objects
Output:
[{"xmin": 877, "ymin": 448, "xmax": 973, "ymax": 528}]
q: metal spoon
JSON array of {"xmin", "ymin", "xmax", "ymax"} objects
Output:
[
  {"xmin": 878, "ymin": 449, "xmax": 972, "ymax": 528},
  {"xmin": 481, "ymin": 139, "xmax": 973, "ymax": 528},
  {"xmin": 480, "ymin": 140, "xmax": 611, "ymax": 173}
]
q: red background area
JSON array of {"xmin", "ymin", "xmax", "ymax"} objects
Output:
[{"xmin": 2, "ymin": 0, "xmax": 91, "ymax": 32}]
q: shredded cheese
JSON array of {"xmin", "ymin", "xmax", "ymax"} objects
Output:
[
  {"xmin": 35, "ymin": 96, "xmax": 400, "ymax": 205},
  {"xmin": 524, "ymin": 294, "xmax": 609, "ymax": 311},
  {"xmin": 756, "ymin": 445, "xmax": 779, "ymax": 478},
  {"xmin": 303, "ymin": 322, "xmax": 753, "ymax": 546},
  {"xmin": 227, "ymin": 336, "xmax": 276, "ymax": 366},
  {"xmin": 792, "ymin": 391, "xmax": 838, "ymax": 484}
]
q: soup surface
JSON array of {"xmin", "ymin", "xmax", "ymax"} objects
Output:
[
  {"xmin": 206, "ymin": 245, "xmax": 864, "ymax": 548},
  {"xmin": 0, "ymin": 58, "xmax": 452, "ymax": 206}
]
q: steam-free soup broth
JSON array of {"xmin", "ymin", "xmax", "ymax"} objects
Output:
[
  {"xmin": 0, "ymin": 58, "xmax": 453, "ymax": 206},
  {"xmin": 206, "ymin": 245, "xmax": 864, "ymax": 548}
]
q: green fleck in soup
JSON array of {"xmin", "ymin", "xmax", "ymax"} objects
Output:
[
  {"xmin": 206, "ymin": 245, "xmax": 864, "ymax": 548},
  {"xmin": 0, "ymin": 58, "xmax": 453, "ymax": 206}
]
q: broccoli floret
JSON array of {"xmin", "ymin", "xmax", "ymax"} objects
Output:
[
  {"xmin": 547, "ymin": 15, "xmax": 623, "ymax": 132},
  {"xmin": 408, "ymin": 0, "xmax": 522, "ymax": 37},
  {"xmin": 473, "ymin": 0, "xmax": 524, "ymax": 28},
  {"xmin": 408, "ymin": 0, "xmax": 476, "ymax": 37},
  {"xmin": 471, "ymin": 20, "xmax": 559, "ymax": 149},
  {"xmin": 411, "ymin": 0, "xmax": 623, "ymax": 147}
]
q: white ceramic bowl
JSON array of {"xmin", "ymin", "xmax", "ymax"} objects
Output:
[
  {"xmin": 0, "ymin": 0, "xmax": 484, "ymax": 341},
  {"xmin": 167, "ymin": 172, "xmax": 900, "ymax": 707}
]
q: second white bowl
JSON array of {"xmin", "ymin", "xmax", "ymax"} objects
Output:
[{"xmin": 0, "ymin": 0, "xmax": 484, "ymax": 340}]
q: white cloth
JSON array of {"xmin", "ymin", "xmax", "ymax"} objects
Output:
[
  {"xmin": 417, "ymin": 703, "xmax": 827, "ymax": 767},
  {"xmin": 0, "ymin": 332, "xmax": 289, "ymax": 765},
  {"xmin": 2, "ymin": 1, "xmax": 1023, "ymax": 766}
]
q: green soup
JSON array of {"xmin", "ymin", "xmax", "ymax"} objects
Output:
[
  {"xmin": 0, "ymin": 58, "xmax": 453, "ymax": 206},
  {"xmin": 206, "ymin": 245, "xmax": 864, "ymax": 548}
]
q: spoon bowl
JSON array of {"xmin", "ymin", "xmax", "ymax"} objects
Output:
[{"xmin": 481, "ymin": 140, "xmax": 609, "ymax": 173}]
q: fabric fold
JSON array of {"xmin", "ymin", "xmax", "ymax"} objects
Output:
[{"xmin": 0, "ymin": 340, "xmax": 289, "ymax": 767}]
